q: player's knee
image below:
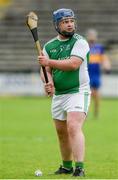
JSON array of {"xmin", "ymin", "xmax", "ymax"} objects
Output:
[
  {"xmin": 56, "ymin": 126, "xmax": 67, "ymax": 138},
  {"xmin": 67, "ymin": 121, "xmax": 79, "ymax": 137}
]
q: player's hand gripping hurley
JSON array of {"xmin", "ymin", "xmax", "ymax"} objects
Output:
[{"xmin": 26, "ymin": 12, "xmax": 48, "ymax": 83}]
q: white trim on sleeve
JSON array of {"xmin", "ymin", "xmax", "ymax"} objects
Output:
[
  {"xmin": 71, "ymin": 39, "xmax": 89, "ymax": 61},
  {"xmin": 43, "ymin": 47, "xmax": 49, "ymax": 58}
]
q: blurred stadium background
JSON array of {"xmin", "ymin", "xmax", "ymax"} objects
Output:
[{"xmin": 0, "ymin": 0, "xmax": 118, "ymax": 97}]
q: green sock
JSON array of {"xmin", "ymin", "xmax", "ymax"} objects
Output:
[
  {"xmin": 75, "ymin": 162, "xmax": 84, "ymax": 169},
  {"xmin": 63, "ymin": 160, "xmax": 72, "ymax": 169}
]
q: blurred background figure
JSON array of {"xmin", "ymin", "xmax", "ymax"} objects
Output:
[
  {"xmin": 86, "ymin": 28, "xmax": 111, "ymax": 117},
  {"xmin": 0, "ymin": 0, "xmax": 12, "ymax": 18}
]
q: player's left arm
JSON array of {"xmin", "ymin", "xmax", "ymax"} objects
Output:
[
  {"xmin": 38, "ymin": 39, "xmax": 89, "ymax": 71},
  {"xmin": 102, "ymin": 54, "xmax": 111, "ymax": 73},
  {"xmin": 39, "ymin": 56, "xmax": 82, "ymax": 71}
]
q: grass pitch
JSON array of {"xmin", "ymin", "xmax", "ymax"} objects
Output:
[{"xmin": 0, "ymin": 97, "xmax": 118, "ymax": 179}]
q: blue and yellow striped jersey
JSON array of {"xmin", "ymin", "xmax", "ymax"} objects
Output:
[{"xmin": 88, "ymin": 43, "xmax": 104, "ymax": 76}]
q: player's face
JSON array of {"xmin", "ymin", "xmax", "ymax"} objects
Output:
[
  {"xmin": 59, "ymin": 18, "xmax": 76, "ymax": 34},
  {"xmin": 87, "ymin": 33, "xmax": 97, "ymax": 44}
]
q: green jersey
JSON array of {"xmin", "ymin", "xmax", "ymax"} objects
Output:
[{"xmin": 43, "ymin": 33, "xmax": 90, "ymax": 95}]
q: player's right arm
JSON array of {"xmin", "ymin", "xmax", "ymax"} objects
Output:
[
  {"xmin": 40, "ymin": 49, "xmax": 55, "ymax": 96},
  {"xmin": 40, "ymin": 66, "xmax": 54, "ymax": 96}
]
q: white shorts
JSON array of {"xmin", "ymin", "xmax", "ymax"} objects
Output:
[{"xmin": 51, "ymin": 92, "xmax": 91, "ymax": 121}]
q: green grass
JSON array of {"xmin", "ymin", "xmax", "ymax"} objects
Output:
[{"xmin": 0, "ymin": 97, "xmax": 118, "ymax": 179}]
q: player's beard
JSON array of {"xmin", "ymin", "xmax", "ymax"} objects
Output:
[{"xmin": 59, "ymin": 30, "xmax": 75, "ymax": 38}]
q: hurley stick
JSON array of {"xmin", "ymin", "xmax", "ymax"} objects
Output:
[{"xmin": 26, "ymin": 12, "xmax": 48, "ymax": 83}]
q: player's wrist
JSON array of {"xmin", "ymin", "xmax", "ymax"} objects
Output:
[{"xmin": 48, "ymin": 60, "xmax": 51, "ymax": 67}]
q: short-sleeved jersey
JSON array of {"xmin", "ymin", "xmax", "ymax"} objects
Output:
[
  {"xmin": 88, "ymin": 43, "xmax": 104, "ymax": 76},
  {"xmin": 43, "ymin": 33, "xmax": 90, "ymax": 95}
]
